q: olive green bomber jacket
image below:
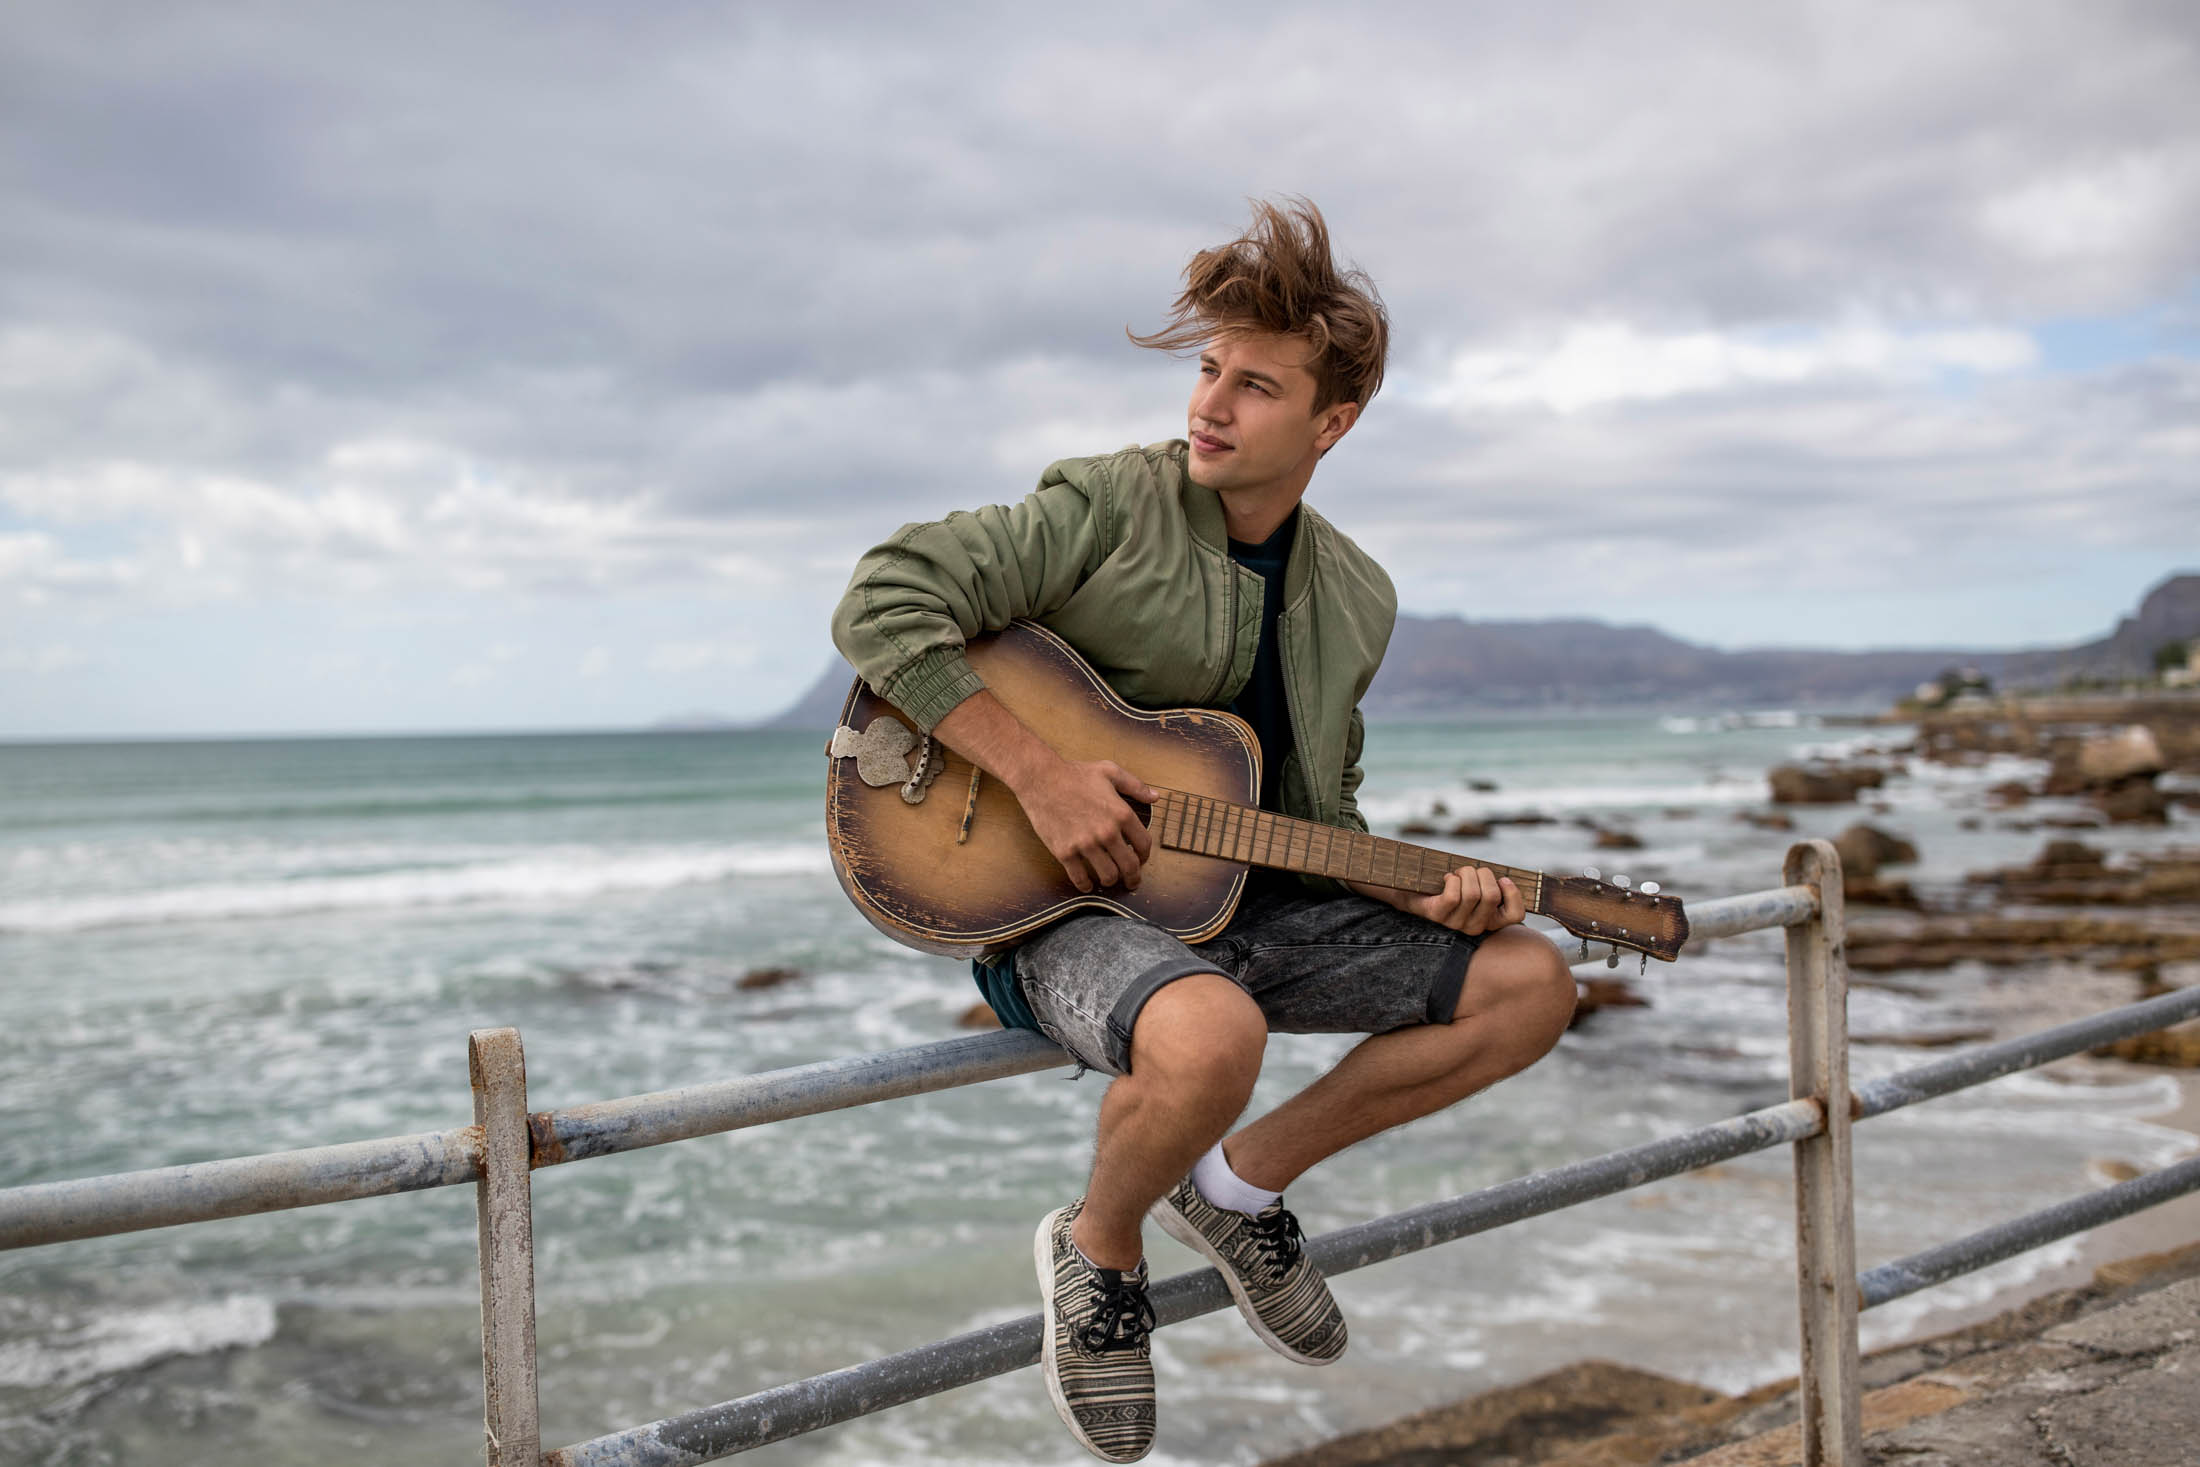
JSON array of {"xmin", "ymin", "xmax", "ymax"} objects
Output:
[{"xmin": 829, "ymin": 440, "xmax": 1397, "ymax": 853}]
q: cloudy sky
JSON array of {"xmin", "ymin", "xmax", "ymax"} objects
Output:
[{"xmin": 3, "ymin": 1, "xmax": 2196, "ymax": 737}]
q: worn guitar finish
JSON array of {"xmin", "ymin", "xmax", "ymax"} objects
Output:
[{"xmin": 825, "ymin": 621, "xmax": 1690, "ymax": 962}]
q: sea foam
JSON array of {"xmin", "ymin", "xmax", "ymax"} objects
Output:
[
  {"xmin": 0, "ymin": 843, "xmax": 830, "ymax": 933},
  {"xmin": 0, "ymin": 1295, "xmax": 278, "ymax": 1390}
]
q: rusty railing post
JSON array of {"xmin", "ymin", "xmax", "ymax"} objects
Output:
[
  {"xmin": 1785, "ymin": 839, "xmax": 1861, "ymax": 1466},
  {"xmin": 471, "ymin": 1027, "xmax": 541, "ymax": 1466}
]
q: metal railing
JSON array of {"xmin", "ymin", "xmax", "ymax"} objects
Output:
[{"xmin": 5, "ymin": 838, "xmax": 2200, "ymax": 1467}]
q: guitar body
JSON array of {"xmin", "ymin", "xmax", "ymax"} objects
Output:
[{"xmin": 826, "ymin": 622, "xmax": 1260, "ymax": 957}]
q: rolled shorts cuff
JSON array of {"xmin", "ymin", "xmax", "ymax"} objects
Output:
[
  {"xmin": 1103, "ymin": 956, "xmax": 1230, "ymax": 1074},
  {"xmin": 1425, "ymin": 935, "xmax": 1475, "ymax": 1026}
]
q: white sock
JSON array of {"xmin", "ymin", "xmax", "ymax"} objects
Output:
[
  {"xmin": 1190, "ymin": 1142, "xmax": 1281, "ymax": 1217},
  {"xmin": 1074, "ymin": 1241, "xmax": 1144, "ymax": 1278}
]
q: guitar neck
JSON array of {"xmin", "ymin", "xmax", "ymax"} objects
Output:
[{"xmin": 1149, "ymin": 788, "xmax": 1548, "ymax": 914}]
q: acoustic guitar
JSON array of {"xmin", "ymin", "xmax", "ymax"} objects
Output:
[{"xmin": 825, "ymin": 620, "xmax": 1689, "ymax": 965}]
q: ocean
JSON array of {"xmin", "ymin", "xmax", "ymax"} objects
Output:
[{"xmin": 2, "ymin": 715, "xmax": 2194, "ymax": 1466}]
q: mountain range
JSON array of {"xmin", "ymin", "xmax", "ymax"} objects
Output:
[{"xmin": 753, "ymin": 572, "xmax": 2200, "ymax": 728}]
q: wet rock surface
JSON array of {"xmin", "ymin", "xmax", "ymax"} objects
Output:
[
  {"xmin": 1767, "ymin": 763, "xmax": 1886, "ymax": 804},
  {"xmin": 1260, "ymin": 1246, "xmax": 2200, "ymax": 1467},
  {"xmin": 1845, "ymin": 914, "xmax": 2200, "ymax": 972}
]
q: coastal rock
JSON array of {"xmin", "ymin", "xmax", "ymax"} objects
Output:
[
  {"xmin": 1966, "ymin": 843, "xmax": 2200, "ymax": 905},
  {"xmin": 1446, "ymin": 819, "xmax": 1491, "ymax": 839},
  {"xmin": 1736, "ymin": 810, "xmax": 1796, "ymax": 831},
  {"xmin": 1846, "ymin": 915, "xmax": 2200, "ymax": 971},
  {"xmin": 2078, "ymin": 725, "xmax": 2166, "ymax": 785},
  {"xmin": 2095, "ymin": 777, "xmax": 2169, "ymax": 824},
  {"xmin": 1398, "ymin": 819, "xmax": 1439, "ymax": 836},
  {"xmin": 1768, "ymin": 763, "xmax": 1883, "ymax": 804},
  {"xmin": 1851, "ymin": 1026, "xmax": 1993, "ymax": 1048},
  {"xmin": 1987, "ymin": 780, "xmax": 2032, "ymax": 806},
  {"xmin": 1571, "ymin": 978, "xmax": 1650, "ymax": 1026},
  {"xmin": 737, "ymin": 965, "xmax": 801, "ymax": 990},
  {"xmin": 1834, "ymin": 824, "xmax": 1918, "ymax": 879},
  {"xmin": 956, "ymin": 1001, "xmax": 1001, "ymax": 1030},
  {"xmin": 1844, "ymin": 876, "xmax": 1920, "ymax": 908},
  {"xmin": 1593, "ymin": 828, "xmax": 1644, "ymax": 850},
  {"xmin": 2091, "ymin": 1020, "xmax": 2200, "ymax": 1067}
]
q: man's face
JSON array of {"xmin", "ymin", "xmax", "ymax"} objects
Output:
[{"xmin": 1185, "ymin": 332, "xmax": 1358, "ymax": 497}]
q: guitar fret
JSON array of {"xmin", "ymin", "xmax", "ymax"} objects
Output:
[{"xmin": 1153, "ymin": 786, "xmax": 1548, "ymax": 905}]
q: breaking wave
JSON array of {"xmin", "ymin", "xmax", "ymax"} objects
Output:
[
  {"xmin": 0, "ymin": 1296, "xmax": 278, "ymax": 1390},
  {"xmin": 0, "ymin": 843, "xmax": 829, "ymax": 933}
]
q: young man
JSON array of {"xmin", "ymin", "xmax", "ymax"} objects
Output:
[{"xmin": 831, "ymin": 200, "xmax": 1575, "ymax": 1462}]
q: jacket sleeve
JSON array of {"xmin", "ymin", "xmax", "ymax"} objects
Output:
[{"xmin": 830, "ymin": 478, "xmax": 1106, "ymax": 731}]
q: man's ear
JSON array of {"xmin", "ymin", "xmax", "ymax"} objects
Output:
[{"xmin": 1314, "ymin": 399, "xmax": 1361, "ymax": 455}]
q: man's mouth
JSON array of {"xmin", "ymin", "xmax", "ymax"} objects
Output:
[{"xmin": 1191, "ymin": 431, "xmax": 1233, "ymax": 453}]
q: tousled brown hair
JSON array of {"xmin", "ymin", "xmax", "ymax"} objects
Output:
[{"xmin": 1130, "ymin": 196, "xmax": 1389, "ymax": 411}]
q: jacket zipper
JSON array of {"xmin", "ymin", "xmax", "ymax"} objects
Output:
[{"xmin": 1200, "ymin": 549, "xmax": 1242, "ymax": 707}]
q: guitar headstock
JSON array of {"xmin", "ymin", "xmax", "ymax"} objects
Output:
[{"xmin": 1541, "ymin": 872, "xmax": 1689, "ymax": 963}]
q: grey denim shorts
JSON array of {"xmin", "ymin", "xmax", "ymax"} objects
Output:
[{"xmin": 1014, "ymin": 875, "xmax": 1482, "ymax": 1076}]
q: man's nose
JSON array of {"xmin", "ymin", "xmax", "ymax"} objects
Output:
[{"xmin": 1192, "ymin": 378, "xmax": 1229, "ymax": 424}]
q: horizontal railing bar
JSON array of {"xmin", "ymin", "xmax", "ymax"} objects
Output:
[
  {"xmin": 545, "ymin": 1096, "xmax": 1826, "ymax": 1465},
  {"xmin": 1859, "ymin": 1152, "xmax": 2200, "ymax": 1308},
  {"xmin": 0, "ymin": 1127, "xmax": 483, "ymax": 1251},
  {"xmin": 5, "ymin": 915, "xmax": 2185, "ymax": 1257},
  {"xmin": 0, "ymin": 882, "xmax": 1823, "ymax": 1251},
  {"xmin": 534, "ymin": 1029, "xmax": 1067, "ymax": 1166},
  {"xmin": 1672, "ymin": 884, "xmax": 1819, "ymax": 942},
  {"xmin": 0, "ymin": 1031, "xmax": 1069, "ymax": 1251},
  {"xmin": 1307, "ymin": 1097, "xmax": 1825, "ymax": 1275},
  {"xmin": 1854, "ymin": 985, "xmax": 2200, "ymax": 1120}
]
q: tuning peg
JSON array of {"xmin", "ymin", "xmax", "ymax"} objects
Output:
[
  {"xmin": 1577, "ymin": 938, "xmax": 1589, "ymax": 961},
  {"xmin": 1640, "ymin": 881, "xmax": 1661, "ymax": 895},
  {"xmin": 1614, "ymin": 874, "xmax": 1632, "ymax": 889},
  {"xmin": 1583, "ymin": 866, "xmax": 1601, "ymax": 881},
  {"xmin": 1605, "ymin": 950, "xmax": 1620, "ymax": 968}
]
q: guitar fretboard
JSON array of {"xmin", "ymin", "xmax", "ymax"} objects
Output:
[{"xmin": 1153, "ymin": 789, "xmax": 1546, "ymax": 911}]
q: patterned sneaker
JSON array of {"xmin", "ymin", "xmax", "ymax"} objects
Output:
[
  {"xmin": 1035, "ymin": 1200, "xmax": 1158, "ymax": 1462},
  {"xmin": 1153, "ymin": 1177, "xmax": 1346, "ymax": 1366}
]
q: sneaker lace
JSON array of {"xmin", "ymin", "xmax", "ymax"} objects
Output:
[
  {"xmin": 1246, "ymin": 1206, "xmax": 1304, "ymax": 1279},
  {"xmin": 1076, "ymin": 1271, "xmax": 1156, "ymax": 1355}
]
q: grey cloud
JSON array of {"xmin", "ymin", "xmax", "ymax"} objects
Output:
[{"xmin": 1, "ymin": 0, "xmax": 2196, "ymax": 634}]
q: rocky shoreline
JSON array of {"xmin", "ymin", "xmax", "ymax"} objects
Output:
[
  {"xmin": 1321, "ymin": 692, "xmax": 2200, "ymax": 1465},
  {"xmin": 1259, "ymin": 1235, "xmax": 2200, "ymax": 1467}
]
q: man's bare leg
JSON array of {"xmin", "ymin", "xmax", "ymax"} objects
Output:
[
  {"xmin": 1070, "ymin": 973, "xmax": 1268, "ymax": 1271},
  {"xmin": 1223, "ymin": 927, "xmax": 1576, "ymax": 1193}
]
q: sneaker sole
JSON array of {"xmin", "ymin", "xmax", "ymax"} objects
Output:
[
  {"xmin": 1035, "ymin": 1207, "xmax": 1151, "ymax": 1462},
  {"xmin": 1152, "ymin": 1196, "xmax": 1341, "ymax": 1368}
]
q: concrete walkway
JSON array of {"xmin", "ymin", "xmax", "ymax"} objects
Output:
[{"xmin": 1261, "ymin": 1243, "xmax": 2200, "ymax": 1467}]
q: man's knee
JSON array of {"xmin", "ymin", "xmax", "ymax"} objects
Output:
[
  {"xmin": 1456, "ymin": 927, "xmax": 1576, "ymax": 1072},
  {"xmin": 1126, "ymin": 972, "xmax": 1265, "ymax": 1098}
]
